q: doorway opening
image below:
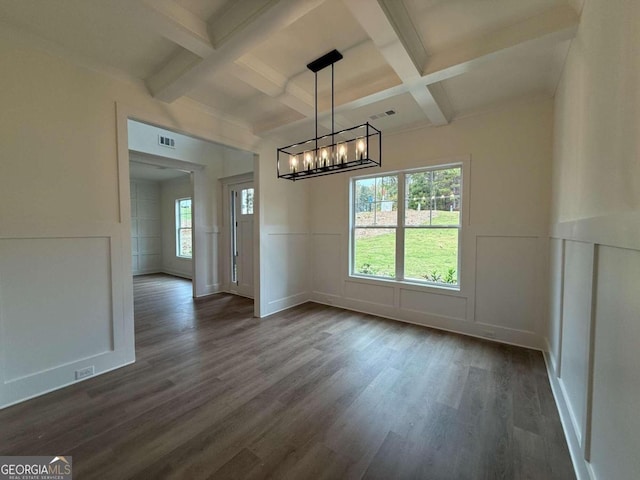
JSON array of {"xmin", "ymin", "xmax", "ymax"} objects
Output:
[
  {"xmin": 123, "ymin": 117, "xmax": 256, "ymax": 304},
  {"xmin": 129, "ymin": 155, "xmax": 195, "ymax": 294}
]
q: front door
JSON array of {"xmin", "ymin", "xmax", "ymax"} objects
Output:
[{"xmin": 229, "ymin": 182, "xmax": 254, "ymax": 298}]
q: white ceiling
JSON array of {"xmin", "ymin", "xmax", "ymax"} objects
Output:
[{"xmin": 0, "ymin": 0, "xmax": 580, "ymax": 140}]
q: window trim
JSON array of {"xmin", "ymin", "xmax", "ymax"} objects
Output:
[
  {"xmin": 175, "ymin": 197, "xmax": 192, "ymax": 259},
  {"xmin": 349, "ymin": 160, "xmax": 466, "ymax": 291}
]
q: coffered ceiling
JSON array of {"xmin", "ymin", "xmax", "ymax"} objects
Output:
[{"xmin": 0, "ymin": 0, "xmax": 580, "ymax": 142}]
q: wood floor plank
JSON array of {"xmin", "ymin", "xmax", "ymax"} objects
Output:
[{"xmin": 0, "ymin": 274, "xmax": 575, "ymax": 479}]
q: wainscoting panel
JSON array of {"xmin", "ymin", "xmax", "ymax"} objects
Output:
[
  {"xmin": 558, "ymin": 240, "xmax": 594, "ymax": 445},
  {"xmin": 139, "ymin": 236, "xmax": 161, "ymax": 255},
  {"xmin": 548, "ymin": 238, "xmax": 565, "ymax": 373},
  {"xmin": 131, "ymin": 180, "xmax": 161, "ymax": 275},
  {"xmin": 0, "ymin": 229, "xmax": 130, "ymax": 408},
  {"xmin": 264, "ymin": 232, "xmax": 309, "ymax": 314},
  {"xmin": 399, "ymin": 288, "xmax": 467, "ymax": 320},
  {"xmin": 137, "ymin": 219, "xmax": 161, "ymax": 237},
  {"xmin": 204, "ymin": 229, "xmax": 220, "ymax": 293},
  {"xmin": 312, "ymin": 233, "xmax": 342, "ymax": 297},
  {"xmin": 589, "ymin": 246, "xmax": 640, "ymax": 479},
  {"xmin": 309, "ymin": 232, "xmax": 546, "ymax": 349},
  {"xmin": 344, "ymin": 280, "xmax": 395, "ymax": 307},
  {"xmin": 474, "ymin": 236, "xmax": 540, "ymax": 332}
]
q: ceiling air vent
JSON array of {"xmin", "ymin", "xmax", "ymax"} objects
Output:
[
  {"xmin": 158, "ymin": 135, "xmax": 176, "ymax": 148},
  {"xmin": 369, "ymin": 109, "xmax": 396, "ymax": 120}
]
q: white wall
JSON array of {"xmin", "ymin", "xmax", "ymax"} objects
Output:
[
  {"xmin": 309, "ymin": 98, "xmax": 553, "ymax": 348},
  {"xmin": 256, "ymin": 139, "xmax": 310, "ymax": 317},
  {"xmin": 545, "ymin": 1, "xmax": 640, "ymax": 480},
  {"xmin": 160, "ymin": 176, "xmax": 192, "ymax": 279},
  {"xmin": 0, "ymin": 26, "xmax": 261, "ymax": 408},
  {"xmin": 130, "ymin": 179, "xmax": 162, "ymax": 275}
]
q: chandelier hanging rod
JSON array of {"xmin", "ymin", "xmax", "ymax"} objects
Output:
[{"xmin": 308, "ymin": 49, "xmax": 342, "ymax": 161}]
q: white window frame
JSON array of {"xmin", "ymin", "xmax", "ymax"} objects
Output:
[
  {"xmin": 349, "ymin": 161, "xmax": 465, "ymax": 291},
  {"xmin": 175, "ymin": 197, "xmax": 192, "ymax": 259}
]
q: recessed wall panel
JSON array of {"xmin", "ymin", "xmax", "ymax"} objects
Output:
[
  {"xmin": 137, "ymin": 199, "xmax": 160, "ymax": 219},
  {"xmin": 548, "ymin": 238, "xmax": 564, "ymax": 366},
  {"xmin": 137, "ymin": 219, "xmax": 161, "ymax": 237},
  {"xmin": 0, "ymin": 237, "xmax": 114, "ymax": 381},
  {"xmin": 344, "ymin": 280, "xmax": 394, "ymax": 307},
  {"xmin": 130, "ymin": 179, "xmax": 161, "ymax": 275},
  {"xmin": 559, "ymin": 240, "xmax": 593, "ymax": 442},
  {"xmin": 139, "ymin": 236, "xmax": 161, "ymax": 255},
  {"xmin": 590, "ymin": 246, "xmax": 640, "ymax": 480},
  {"xmin": 475, "ymin": 236, "xmax": 539, "ymax": 331},
  {"xmin": 399, "ymin": 288, "xmax": 467, "ymax": 320},
  {"xmin": 266, "ymin": 234, "xmax": 308, "ymax": 303},
  {"xmin": 139, "ymin": 254, "xmax": 161, "ymax": 272},
  {"xmin": 312, "ymin": 234, "xmax": 341, "ymax": 296}
]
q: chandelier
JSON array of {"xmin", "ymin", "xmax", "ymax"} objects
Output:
[{"xmin": 277, "ymin": 49, "xmax": 382, "ymax": 180}]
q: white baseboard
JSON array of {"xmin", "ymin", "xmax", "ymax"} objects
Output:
[
  {"xmin": 0, "ymin": 360, "xmax": 135, "ymax": 410},
  {"xmin": 133, "ymin": 269, "xmax": 162, "ymax": 276},
  {"xmin": 261, "ymin": 292, "xmax": 310, "ymax": 318},
  {"xmin": 196, "ymin": 283, "xmax": 222, "ymax": 297},
  {"xmin": 161, "ymin": 268, "xmax": 192, "ymax": 280},
  {"xmin": 542, "ymin": 342, "xmax": 594, "ymax": 480},
  {"xmin": 311, "ymin": 292, "xmax": 544, "ymax": 350}
]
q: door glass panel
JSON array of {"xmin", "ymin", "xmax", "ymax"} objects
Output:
[
  {"xmin": 241, "ymin": 188, "xmax": 254, "ymax": 215},
  {"xmin": 231, "ymin": 190, "xmax": 237, "ymax": 284}
]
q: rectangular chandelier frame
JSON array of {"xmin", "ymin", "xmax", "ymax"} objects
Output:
[
  {"xmin": 277, "ymin": 49, "xmax": 382, "ymax": 181},
  {"xmin": 277, "ymin": 122, "xmax": 381, "ymax": 180}
]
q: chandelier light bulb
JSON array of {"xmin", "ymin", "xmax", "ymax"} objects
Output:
[
  {"xmin": 338, "ymin": 144, "xmax": 346, "ymax": 163},
  {"xmin": 357, "ymin": 139, "xmax": 366, "ymax": 160}
]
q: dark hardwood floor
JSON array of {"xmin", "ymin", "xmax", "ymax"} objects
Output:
[{"xmin": 0, "ymin": 274, "xmax": 575, "ymax": 479}]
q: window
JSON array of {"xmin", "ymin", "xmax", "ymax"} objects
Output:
[
  {"xmin": 176, "ymin": 198, "xmax": 192, "ymax": 258},
  {"xmin": 241, "ymin": 188, "xmax": 254, "ymax": 215},
  {"xmin": 351, "ymin": 164, "xmax": 462, "ymax": 288}
]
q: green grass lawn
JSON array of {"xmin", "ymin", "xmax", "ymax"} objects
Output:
[{"xmin": 354, "ymin": 211, "xmax": 459, "ymax": 283}]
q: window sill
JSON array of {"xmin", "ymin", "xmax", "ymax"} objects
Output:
[{"xmin": 348, "ymin": 274, "xmax": 463, "ymax": 297}]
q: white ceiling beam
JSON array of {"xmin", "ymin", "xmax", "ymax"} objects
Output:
[
  {"xmin": 256, "ymin": 4, "xmax": 580, "ymax": 134},
  {"xmin": 229, "ymin": 55, "xmax": 315, "ymax": 117},
  {"xmin": 409, "ymin": 84, "xmax": 452, "ymax": 126},
  {"xmin": 229, "ymin": 39, "xmax": 378, "ymax": 133},
  {"xmin": 228, "ymin": 39, "xmax": 376, "ymax": 120},
  {"xmin": 260, "ymin": 4, "xmax": 579, "ymax": 135},
  {"xmin": 343, "ymin": 0, "xmax": 451, "ymax": 125},
  {"xmin": 146, "ymin": 0, "xmax": 325, "ymax": 103},
  {"xmin": 375, "ymin": 0, "xmax": 427, "ymax": 78},
  {"xmin": 139, "ymin": 0, "xmax": 214, "ymax": 58}
]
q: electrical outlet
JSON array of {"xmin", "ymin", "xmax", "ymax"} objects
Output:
[{"xmin": 75, "ymin": 366, "xmax": 95, "ymax": 380}]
